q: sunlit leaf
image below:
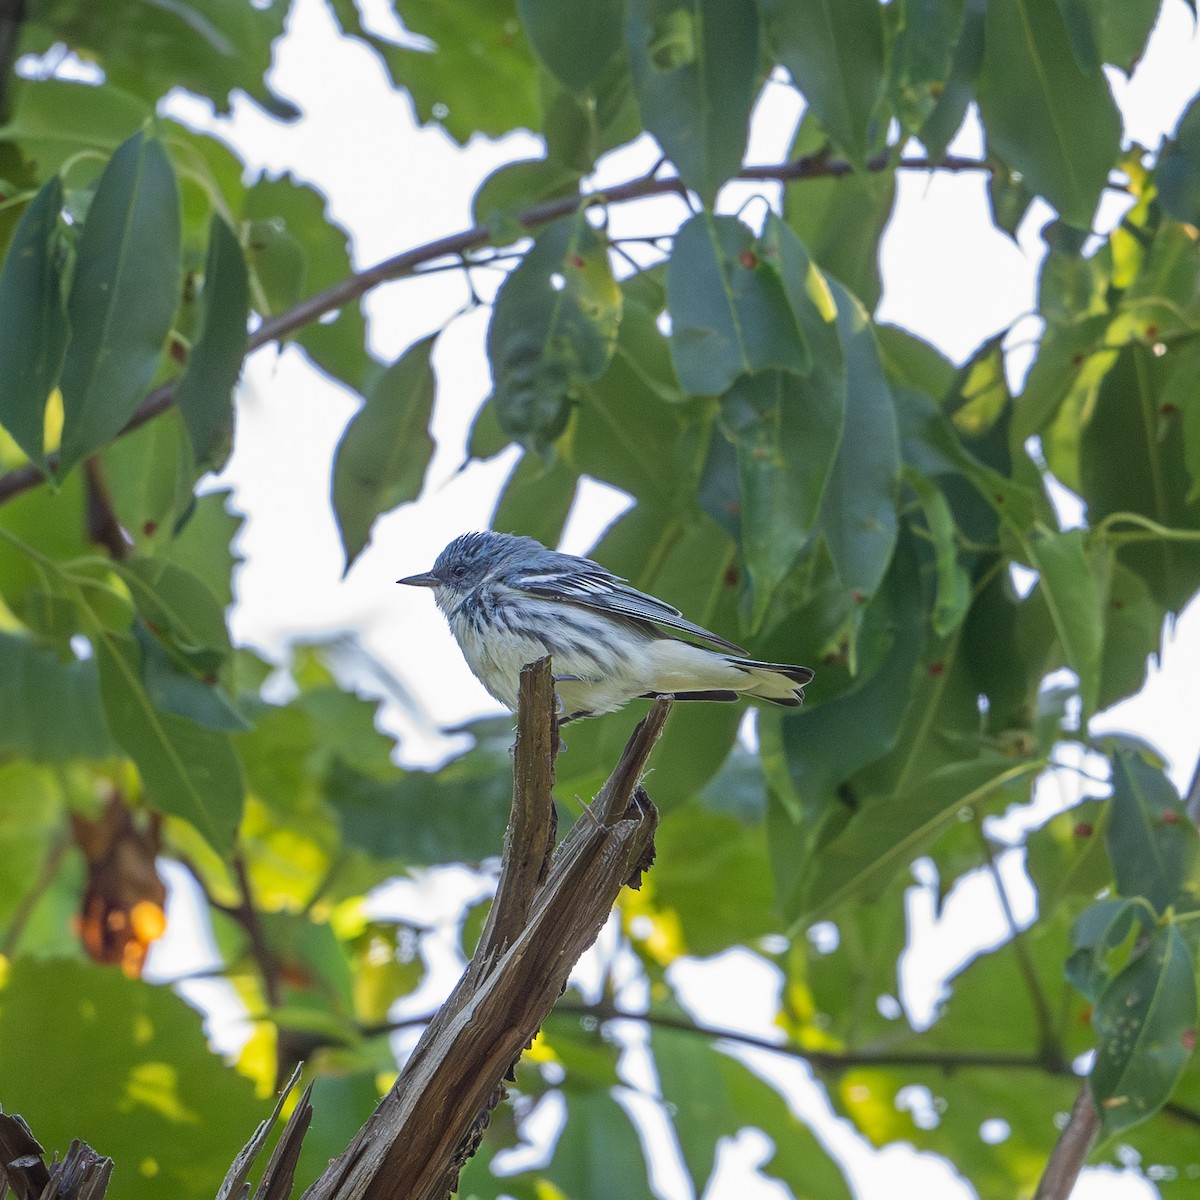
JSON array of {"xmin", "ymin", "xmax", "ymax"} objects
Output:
[{"xmin": 627, "ymin": 0, "xmax": 760, "ymax": 201}]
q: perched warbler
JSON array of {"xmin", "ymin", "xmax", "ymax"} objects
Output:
[{"xmin": 398, "ymin": 532, "xmax": 814, "ymax": 723}]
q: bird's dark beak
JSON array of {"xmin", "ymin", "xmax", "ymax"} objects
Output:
[{"xmin": 396, "ymin": 572, "xmax": 439, "ymax": 588}]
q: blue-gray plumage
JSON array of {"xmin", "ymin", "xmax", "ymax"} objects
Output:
[{"xmin": 397, "ymin": 531, "xmax": 814, "ymax": 722}]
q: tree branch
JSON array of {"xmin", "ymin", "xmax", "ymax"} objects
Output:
[
  {"xmin": 0, "ymin": 152, "xmax": 994, "ymax": 512},
  {"xmin": 300, "ymin": 658, "xmax": 667, "ymax": 1200}
]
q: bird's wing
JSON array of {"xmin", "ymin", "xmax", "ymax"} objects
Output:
[{"xmin": 510, "ymin": 558, "xmax": 747, "ymax": 654}]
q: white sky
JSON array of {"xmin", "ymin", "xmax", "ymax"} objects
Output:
[{"xmin": 145, "ymin": 2, "xmax": 1200, "ymax": 1197}]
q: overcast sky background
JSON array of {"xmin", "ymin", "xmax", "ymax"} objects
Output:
[{"xmin": 134, "ymin": 1, "xmax": 1200, "ymax": 1196}]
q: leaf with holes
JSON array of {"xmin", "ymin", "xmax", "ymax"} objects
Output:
[{"xmin": 1092, "ymin": 924, "xmax": 1197, "ymax": 1136}]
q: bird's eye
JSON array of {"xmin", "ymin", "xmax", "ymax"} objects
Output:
[{"xmin": 451, "ymin": 563, "xmax": 468, "ymax": 580}]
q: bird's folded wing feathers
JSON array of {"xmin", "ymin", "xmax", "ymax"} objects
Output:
[{"xmin": 512, "ymin": 564, "xmax": 747, "ymax": 654}]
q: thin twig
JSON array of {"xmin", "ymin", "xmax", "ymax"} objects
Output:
[{"xmin": 1034, "ymin": 1086, "xmax": 1100, "ymax": 1200}]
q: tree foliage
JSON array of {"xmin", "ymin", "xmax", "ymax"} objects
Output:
[{"xmin": 1, "ymin": 1, "xmax": 1200, "ymax": 1197}]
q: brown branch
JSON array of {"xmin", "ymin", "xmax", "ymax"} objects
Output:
[
  {"xmin": 300, "ymin": 658, "xmax": 666, "ymax": 1200},
  {"xmin": 83, "ymin": 457, "xmax": 132, "ymax": 560},
  {"xmin": 1034, "ymin": 1086, "xmax": 1100, "ymax": 1200},
  {"xmin": 0, "ymin": 152, "xmax": 994, "ymax": 512}
]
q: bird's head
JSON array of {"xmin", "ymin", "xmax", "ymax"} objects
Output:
[{"xmin": 397, "ymin": 531, "xmax": 524, "ymax": 609}]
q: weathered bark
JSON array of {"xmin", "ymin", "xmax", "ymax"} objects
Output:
[
  {"xmin": 0, "ymin": 1112, "xmax": 113, "ymax": 1200},
  {"xmin": 302, "ymin": 657, "xmax": 669, "ymax": 1200}
]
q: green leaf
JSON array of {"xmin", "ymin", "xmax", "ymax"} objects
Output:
[
  {"xmin": 761, "ymin": 0, "xmax": 886, "ymax": 166},
  {"xmin": 1106, "ymin": 748, "xmax": 1200, "ymax": 914},
  {"xmin": 96, "ymin": 631, "xmax": 243, "ymax": 854},
  {"xmin": 134, "ymin": 623, "xmax": 247, "ymax": 733},
  {"xmin": 327, "ymin": 759, "xmax": 512, "ymax": 867},
  {"xmin": 791, "ymin": 757, "xmax": 1041, "ymax": 925},
  {"xmin": 1053, "ymin": 0, "xmax": 1102, "ymax": 71},
  {"xmin": 58, "ymin": 130, "xmax": 182, "ymax": 474},
  {"xmin": 118, "ymin": 557, "xmax": 232, "ymax": 663},
  {"xmin": 328, "ymin": 0, "xmax": 541, "ymax": 143},
  {"xmin": 651, "ymin": 802, "xmax": 779, "ymax": 955},
  {"xmin": 1095, "ymin": 553, "xmax": 1163, "ymax": 711},
  {"xmin": 815, "ymin": 282, "xmax": 900, "ymax": 606},
  {"xmin": 626, "ymin": 0, "xmax": 760, "ymax": 201},
  {"xmin": 1066, "ymin": 896, "xmax": 1150, "ymax": 1001},
  {"xmin": 1092, "ymin": 925, "xmax": 1197, "ymax": 1136},
  {"xmin": 22, "ymin": 0, "xmax": 294, "ymax": 117},
  {"xmin": 782, "ymin": 115, "xmax": 896, "ymax": 311},
  {"xmin": 332, "ymin": 336, "xmax": 437, "ymax": 572},
  {"xmin": 0, "ymin": 762, "xmax": 63, "ymax": 927},
  {"xmin": 1028, "ymin": 528, "xmax": 1104, "ymax": 716},
  {"xmin": 889, "ymin": 0, "xmax": 966, "ymax": 136},
  {"xmin": 0, "ymin": 632, "xmax": 116, "ymax": 761},
  {"xmin": 486, "ymin": 212, "xmax": 621, "ymax": 449},
  {"xmin": 491, "ymin": 451, "xmax": 579, "ymax": 546},
  {"xmin": 1079, "ymin": 347, "xmax": 1200, "ymax": 612},
  {"xmin": 667, "ymin": 213, "xmax": 811, "ymax": 396},
  {"xmin": 653, "ymin": 1026, "xmax": 853, "ymax": 1199},
  {"xmin": 542, "ymin": 1087, "xmax": 650, "ymax": 1200},
  {"xmin": 174, "ymin": 215, "xmax": 248, "ymax": 471},
  {"xmin": 470, "ymin": 157, "xmax": 580, "ymax": 238},
  {"xmin": 904, "ymin": 469, "xmax": 972, "ymax": 636},
  {"xmin": 0, "ymin": 175, "xmax": 69, "ymax": 467},
  {"xmin": 244, "ymin": 174, "xmax": 370, "ymax": 390},
  {"xmin": 1159, "ymin": 94, "xmax": 1200, "ymax": 227},
  {"xmin": 920, "ymin": 0, "xmax": 986, "ymax": 160},
  {"xmin": 0, "ymin": 958, "xmax": 263, "ymax": 1200},
  {"xmin": 518, "ymin": 0, "xmax": 623, "ymax": 92},
  {"xmin": 976, "ymin": 0, "xmax": 1122, "ymax": 227}
]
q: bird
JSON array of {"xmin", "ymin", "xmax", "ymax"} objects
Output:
[{"xmin": 397, "ymin": 531, "xmax": 814, "ymax": 723}]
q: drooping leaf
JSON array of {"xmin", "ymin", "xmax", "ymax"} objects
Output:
[
  {"xmin": 760, "ymin": 0, "xmax": 886, "ymax": 166},
  {"xmin": 1065, "ymin": 896, "xmax": 1150, "ymax": 1002},
  {"xmin": 174, "ymin": 215, "xmax": 249, "ymax": 471},
  {"xmin": 58, "ymin": 130, "xmax": 182, "ymax": 474},
  {"xmin": 518, "ymin": 0, "xmax": 624, "ymax": 93},
  {"xmin": 487, "ymin": 212, "xmax": 621, "ymax": 449},
  {"xmin": 667, "ymin": 212, "xmax": 811, "ymax": 396},
  {"xmin": 815, "ymin": 282, "xmax": 900, "ymax": 606},
  {"xmin": 1091, "ymin": 925, "xmax": 1197, "ymax": 1136},
  {"xmin": 470, "ymin": 157, "xmax": 581, "ymax": 240},
  {"xmin": 1028, "ymin": 528, "xmax": 1104, "ymax": 716},
  {"xmin": 626, "ymin": 0, "xmax": 760, "ymax": 201},
  {"xmin": 0, "ymin": 175, "xmax": 69, "ymax": 468},
  {"xmin": 133, "ymin": 622, "xmax": 247, "ymax": 733},
  {"xmin": 975, "ymin": 0, "xmax": 1122, "ymax": 227},
  {"xmin": 332, "ymin": 336, "xmax": 437, "ymax": 572},
  {"xmin": 1106, "ymin": 748, "xmax": 1200, "ymax": 914},
  {"xmin": 95, "ymin": 631, "xmax": 243, "ymax": 854}
]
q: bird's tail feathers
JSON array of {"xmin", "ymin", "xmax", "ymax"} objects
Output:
[{"xmin": 727, "ymin": 656, "xmax": 814, "ymax": 706}]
